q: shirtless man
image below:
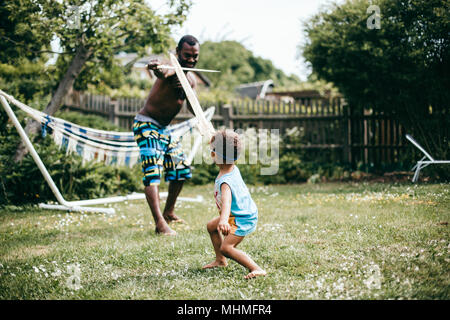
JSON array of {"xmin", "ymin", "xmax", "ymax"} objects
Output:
[{"xmin": 133, "ymin": 35, "xmax": 200, "ymax": 235}]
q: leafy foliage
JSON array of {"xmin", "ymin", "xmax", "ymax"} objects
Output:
[
  {"xmin": 187, "ymin": 127, "xmax": 351, "ymax": 186},
  {"xmin": 45, "ymin": 0, "xmax": 190, "ymax": 90},
  {"xmin": 302, "ymin": 0, "xmax": 450, "ymax": 163},
  {"xmin": 197, "ymin": 40, "xmax": 301, "ymax": 90},
  {"xmin": 54, "ymin": 109, "xmax": 128, "ymax": 132},
  {"xmin": 0, "ymin": 1, "xmax": 53, "ymax": 63},
  {"xmin": 0, "ymin": 107, "xmax": 141, "ymax": 205},
  {"xmin": 0, "ymin": 0, "xmax": 190, "ymax": 110}
]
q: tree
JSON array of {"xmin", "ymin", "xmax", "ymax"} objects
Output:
[
  {"xmin": 6, "ymin": 0, "xmax": 190, "ymax": 161},
  {"xmin": 197, "ymin": 40, "xmax": 300, "ymax": 90},
  {"xmin": 0, "ymin": 1, "xmax": 58, "ymax": 100},
  {"xmin": 302, "ymin": 0, "xmax": 449, "ymax": 159},
  {"xmin": 0, "ymin": 1, "xmax": 53, "ymax": 63}
]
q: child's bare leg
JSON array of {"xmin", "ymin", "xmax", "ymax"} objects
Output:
[
  {"xmin": 220, "ymin": 234, "xmax": 266, "ymax": 279},
  {"xmin": 202, "ymin": 217, "xmax": 228, "ymax": 269}
]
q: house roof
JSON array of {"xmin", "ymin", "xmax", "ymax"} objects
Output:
[
  {"xmin": 266, "ymin": 89, "xmax": 339, "ymax": 99},
  {"xmin": 235, "ymin": 80, "xmax": 274, "ymax": 99}
]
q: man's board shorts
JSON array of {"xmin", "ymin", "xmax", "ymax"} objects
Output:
[{"xmin": 133, "ymin": 114, "xmax": 192, "ymax": 186}]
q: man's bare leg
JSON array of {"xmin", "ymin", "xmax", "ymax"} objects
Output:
[
  {"xmin": 144, "ymin": 185, "xmax": 176, "ymax": 235},
  {"xmin": 202, "ymin": 217, "xmax": 228, "ymax": 269},
  {"xmin": 162, "ymin": 180, "xmax": 185, "ymax": 223}
]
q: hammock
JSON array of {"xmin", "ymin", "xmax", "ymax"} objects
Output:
[
  {"xmin": 0, "ymin": 89, "xmax": 214, "ymax": 168},
  {"xmin": 0, "ymin": 89, "xmax": 214, "ymax": 213}
]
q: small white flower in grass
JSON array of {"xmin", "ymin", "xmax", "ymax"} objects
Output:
[
  {"xmin": 316, "ymin": 279, "xmax": 324, "ymax": 289},
  {"xmin": 111, "ymin": 271, "xmax": 120, "ymax": 280},
  {"xmin": 33, "ymin": 266, "xmax": 39, "ymax": 273},
  {"xmin": 270, "ymin": 192, "xmax": 279, "ymax": 197},
  {"xmin": 51, "ymin": 269, "xmax": 62, "ymax": 277}
]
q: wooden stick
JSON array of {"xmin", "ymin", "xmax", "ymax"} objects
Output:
[
  {"xmin": 169, "ymin": 53, "xmax": 215, "ymax": 140},
  {"xmin": 157, "ymin": 65, "xmax": 220, "ymax": 73}
]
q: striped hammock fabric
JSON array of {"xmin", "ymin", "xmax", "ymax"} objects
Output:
[{"xmin": 0, "ymin": 89, "xmax": 214, "ymax": 167}]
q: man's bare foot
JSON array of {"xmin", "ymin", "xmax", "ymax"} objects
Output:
[
  {"xmin": 163, "ymin": 213, "xmax": 185, "ymax": 224},
  {"xmin": 155, "ymin": 227, "xmax": 176, "ymax": 236},
  {"xmin": 244, "ymin": 269, "xmax": 267, "ymax": 279},
  {"xmin": 202, "ymin": 260, "xmax": 228, "ymax": 269},
  {"xmin": 155, "ymin": 221, "xmax": 176, "ymax": 236}
]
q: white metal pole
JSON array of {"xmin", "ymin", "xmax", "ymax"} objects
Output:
[{"xmin": 38, "ymin": 203, "xmax": 115, "ymax": 214}]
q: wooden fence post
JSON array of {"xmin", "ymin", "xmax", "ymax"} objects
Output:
[
  {"xmin": 221, "ymin": 104, "xmax": 233, "ymax": 129},
  {"xmin": 342, "ymin": 99, "xmax": 352, "ymax": 165},
  {"xmin": 110, "ymin": 100, "xmax": 120, "ymax": 127}
]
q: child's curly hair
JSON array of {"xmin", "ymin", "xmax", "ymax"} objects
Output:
[{"xmin": 210, "ymin": 129, "xmax": 242, "ymax": 164}]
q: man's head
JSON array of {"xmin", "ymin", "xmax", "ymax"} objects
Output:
[
  {"xmin": 210, "ymin": 129, "xmax": 242, "ymax": 165},
  {"xmin": 176, "ymin": 35, "xmax": 200, "ymax": 68}
]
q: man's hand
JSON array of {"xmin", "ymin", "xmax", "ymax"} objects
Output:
[
  {"xmin": 147, "ymin": 59, "xmax": 165, "ymax": 78},
  {"xmin": 217, "ymin": 219, "xmax": 231, "ymax": 236}
]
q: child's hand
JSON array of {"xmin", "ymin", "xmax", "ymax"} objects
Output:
[{"xmin": 217, "ymin": 220, "xmax": 231, "ymax": 236}]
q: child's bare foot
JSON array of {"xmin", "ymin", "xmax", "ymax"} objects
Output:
[
  {"xmin": 163, "ymin": 213, "xmax": 185, "ymax": 224},
  {"xmin": 155, "ymin": 221, "xmax": 176, "ymax": 236},
  {"xmin": 202, "ymin": 260, "xmax": 228, "ymax": 269},
  {"xmin": 244, "ymin": 269, "xmax": 267, "ymax": 279}
]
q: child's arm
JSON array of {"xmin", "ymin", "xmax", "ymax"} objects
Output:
[{"xmin": 217, "ymin": 183, "xmax": 232, "ymax": 236}]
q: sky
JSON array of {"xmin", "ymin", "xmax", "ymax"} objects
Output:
[{"xmin": 151, "ymin": 0, "xmax": 341, "ymax": 81}]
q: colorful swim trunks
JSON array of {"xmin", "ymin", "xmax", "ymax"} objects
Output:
[{"xmin": 133, "ymin": 119, "xmax": 192, "ymax": 186}]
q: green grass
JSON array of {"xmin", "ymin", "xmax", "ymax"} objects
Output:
[{"xmin": 0, "ymin": 182, "xmax": 449, "ymax": 299}]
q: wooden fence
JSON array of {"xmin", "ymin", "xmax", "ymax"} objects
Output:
[{"xmin": 63, "ymin": 91, "xmax": 425, "ymax": 169}]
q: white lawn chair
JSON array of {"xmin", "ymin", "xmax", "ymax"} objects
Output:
[{"xmin": 406, "ymin": 134, "xmax": 450, "ymax": 183}]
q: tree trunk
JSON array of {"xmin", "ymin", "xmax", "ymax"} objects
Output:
[{"xmin": 14, "ymin": 45, "xmax": 92, "ymax": 162}]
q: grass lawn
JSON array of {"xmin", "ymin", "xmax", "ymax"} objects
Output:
[{"xmin": 0, "ymin": 182, "xmax": 449, "ymax": 299}]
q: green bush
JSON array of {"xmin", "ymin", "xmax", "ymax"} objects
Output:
[
  {"xmin": 185, "ymin": 127, "xmax": 353, "ymax": 186},
  {"xmin": 0, "ymin": 134, "xmax": 142, "ymax": 205},
  {"xmin": 55, "ymin": 109, "xmax": 126, "ymax": 132},
  {"xmin": 0, "ymin": 106, "xmax": 142, "ymax": 205}
]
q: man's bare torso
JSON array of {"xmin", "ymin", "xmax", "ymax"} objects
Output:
[{"xmin": 139, "ymin": 72, "xmax": 195, "ymax": 126}]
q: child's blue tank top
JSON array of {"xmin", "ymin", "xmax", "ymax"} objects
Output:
[{"xmin": 214, "ymin": 166, "xmax": 258, "ymax": 236}]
